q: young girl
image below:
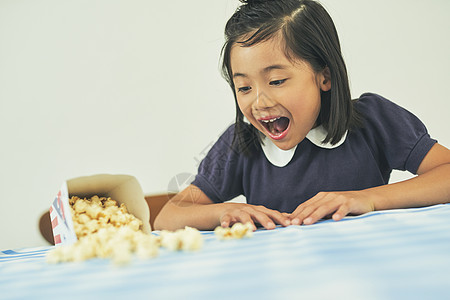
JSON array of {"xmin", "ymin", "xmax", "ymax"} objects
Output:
[{"xmin": 154, "ymin": 0, "xmax": 450, "ymax": 231}]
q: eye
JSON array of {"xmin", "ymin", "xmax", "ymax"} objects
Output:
[
  {"xmin": 269, "ymin": 79, "xmax": 287, "ymax": 86},
  {"xmin": 237, "ymin": 86, "xmax": 252, "ymax": 94}
]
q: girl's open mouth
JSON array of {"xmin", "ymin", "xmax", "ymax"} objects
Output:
[{"xmin": 258, "ymin": 116, "xmax": 290, "ymax": 140}]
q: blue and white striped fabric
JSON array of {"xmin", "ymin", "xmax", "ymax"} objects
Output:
[{"xmin": 2, "ymin": 204, "xmax": 450, "ymax": 300}]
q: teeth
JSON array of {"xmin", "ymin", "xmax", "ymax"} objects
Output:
[{"xmin": 261, "ymin": 117, "xmax": 280, "ymax": 123}]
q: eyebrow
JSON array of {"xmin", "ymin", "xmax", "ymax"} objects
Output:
[{"xmin": 232, "ymin": 64, "xmax": 290, "ymax": 79}]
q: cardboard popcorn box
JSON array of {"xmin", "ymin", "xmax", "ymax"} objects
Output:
[{"xmin": 49, "ymin": 174, "xmax": 151, "ymax": 246}]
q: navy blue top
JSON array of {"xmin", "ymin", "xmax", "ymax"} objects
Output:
[{"xmin": 191, "ymin": 93, "xmax": 437, "ymax": 213}]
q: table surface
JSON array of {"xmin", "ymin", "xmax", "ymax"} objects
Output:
[{"xmin": 2, "ymin": 204, "xmax": 450, "ymax": 300}]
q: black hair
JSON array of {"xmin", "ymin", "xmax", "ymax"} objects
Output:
[{"xmin": 221, "ymin": 0, "xmax": 361, "ymax": 154}]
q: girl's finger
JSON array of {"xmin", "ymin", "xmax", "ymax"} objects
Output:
[
  {"xmin": 302, "ymin": 203, "xmax": 338, "ymax": 225},
  {"xmin": 289, "ymin": 193, "xmax": 327, "ymax": 224},
  {"xmin": 332, "ymin": 204, "xmax": 350, "ymax": 221},
  {"xmin": 290, "ymin": 203, "xmax": 319, "ymax": 225},
  {"xmin": 256, "ymin": 206, "xmax": 291, "ymax": 227},
  {"xmin": 220, "ymin": 214, "xmax": 232, "ymax": 228},
  {"xmin": 234, "ymin": 211, "xmax": 256, "ymax": 229},
  {"xmin": 250, "ymin": 211, "xmax": 276, "ymax": 230}
]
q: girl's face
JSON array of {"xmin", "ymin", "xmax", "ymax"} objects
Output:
[{"xmin": 230, "ymin": 35, "xmax": 331, "ymax": 151}]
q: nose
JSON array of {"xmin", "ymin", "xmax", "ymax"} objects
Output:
[{"xmin": 254, "ymin": 88, "xmax": 275, "ymax": 110}]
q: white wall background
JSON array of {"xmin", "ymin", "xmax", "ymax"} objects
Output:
[{"xmin": 0, "ymin": 0, "xmax": 448, "ymax": 250}]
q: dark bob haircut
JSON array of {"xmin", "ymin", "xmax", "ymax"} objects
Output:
[{"xmin": 221, "ymin": 0, "xmax": 361, "ymax": 154}]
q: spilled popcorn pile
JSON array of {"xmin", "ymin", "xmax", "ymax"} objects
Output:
[
  {"xmin": 214, "ymin": 222, "xmax": 254, "ymax": 240},
  {"xmin": 159, "ymin": 227, "xmax": 203, "ymax": 251},
  {"xmin": 46, "ymin": 196, "xmax": 202, "ymax": 265},
  {"xmin": 46, "ymin": 226, "xmax": 159, "ymax": 265}
]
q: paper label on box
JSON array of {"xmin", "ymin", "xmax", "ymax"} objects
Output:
[{"xmin": 49, "ymin": 181, "xmax": 77, "ymax": 245}]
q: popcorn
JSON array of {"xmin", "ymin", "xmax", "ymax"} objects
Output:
[
  {"xmin": 47, "ymin": 196, "xmax": 204, "ymax": 265},
  {"xmin": 160, "ymin": 230, "xmax": 182, "ymax": 251},
  {"xmin": 159, "ymin": 226, "xmax": 203, "ymax": 251},
  {"xmin": 214, "ymin": 222, "xmax": 254, "ymax": 240},
  {"xmin": 180, "ymin": 227, "xmax": 203, "ymax": 251},
  {"xmin": 69, "ymin": 196, "xmax": 143, "ymax": 238},
  {"xmin": 47, "ymin": 226, "xmax": 160, "ymax": 265},
  {"xmin": 47, "ymin": 196, "xmax": 158, "ymax": 265}
]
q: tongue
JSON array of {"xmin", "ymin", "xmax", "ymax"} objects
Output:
[{"xmin": 273, "ymin": 117, "xmax": 289, "ymax": 133}]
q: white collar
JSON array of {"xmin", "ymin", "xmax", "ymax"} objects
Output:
[
  {"xmin": 306, "ymin": 125, "xmax": 348, "ymax": 149},
  {"xmin": 261, "ymin": 125, "xmax": 348, "ymax": 167}
]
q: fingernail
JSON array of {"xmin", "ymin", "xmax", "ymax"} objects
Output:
[
  {"xmin": 303, "ymin": 217, "xmax": 312, "ymax": 225},
  {"xmin": 291, "ymin": 218, "xmax": 300, "ymax": 225}
]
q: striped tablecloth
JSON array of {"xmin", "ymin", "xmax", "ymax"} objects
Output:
[{"xmin": 2, "ymin": 204, "xmax": 450, "ymax": 300}]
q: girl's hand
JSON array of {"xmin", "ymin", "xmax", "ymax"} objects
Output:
[
  {"xmin": 220, "ymin": 203, "xmax": 291, "ymax": 230},
  {"xmin": 289, "ymin": 190, "xmax": 376, "ymax": 225}
]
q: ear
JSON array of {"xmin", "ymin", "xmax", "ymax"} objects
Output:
[{"xmin": 319, "ymin": 66, "xmax": 331, "ymax": 92}]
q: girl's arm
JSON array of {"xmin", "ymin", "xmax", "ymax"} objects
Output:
[
  {"xmin": 153, "ymin": 184, "xmax": 291, "ymax": 231},
  {"xmin": 289, "ymin": 143, "xmax": 450, "ymax": 225}
]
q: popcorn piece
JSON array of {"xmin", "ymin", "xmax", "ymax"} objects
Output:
[
  {"xmin": 90, "ymin": 195, "xmax": 102, "ymax": 206},
  {"xmin": 160, "ymin": 230, "xmax": 182, "ymax": 251},
  {"xmin": 159, "ymin": 227, "xmax": 203, "ymax": 251},
  {"xmin": 128, "ymin": 219, "xmax": 141, "ymax": 231},
  {"xmin": 214, "ymin": 226, "xmax": 233, "ymax": 240},
  {"xmin": 76, "ymin": 213, "xmax": 90, "ymax": 225},
  {"xmin": 119, "ymin": 203, "xmax": 128, "ymax": 214},
  {"xmin": 111, "ymin": 240, "xmax": 132, "ymax": 265},
  {"xmin": 214, "ymin": 222, "xmax": 254, "ymax": 240},
  {"xmin": 179, "ymin": 226, "xmax": 203, "ymax": 251},
  {"xmin": 103, "ymin": 198, "xmax": 117, "ymax": 207},
  {"xmin": 46, "ymin": 245, "xmax": 72, "ymax": 264},
  {"xmin": 135, "ymin": 237, "xmax": 159, "ymax": 259},
  {"xmin": 73, "ymin": 199, "xmax": 89, "ymax": 214},
  {"xmin": 85, "ymin": 204, "xmax": 102, "ymax": 219},
  {"xmin": 230, "ymin": 222, "xmax": 254, "ymax": 239}
]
